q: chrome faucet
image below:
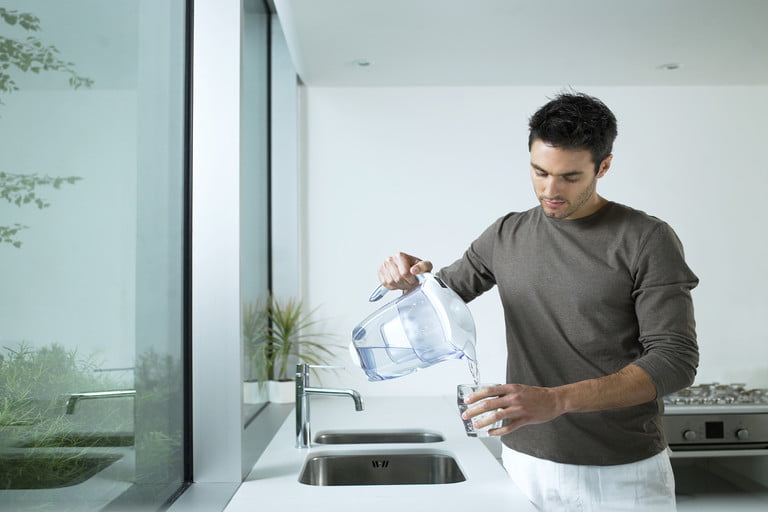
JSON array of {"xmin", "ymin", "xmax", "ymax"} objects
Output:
[
  {"xmin": 295, "ymin": 363, "xmax": 363, "ymax": 448},
  {"xmin": 65, "ymin": 390, "xmax": 136, "ymax": 415}
]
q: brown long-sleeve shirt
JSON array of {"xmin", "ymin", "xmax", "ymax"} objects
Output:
[{"xmin": 438, "ymin": 202, "xmax": 699, "ymax": 465}]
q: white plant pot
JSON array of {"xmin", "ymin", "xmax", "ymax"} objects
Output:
[
  {"xmin": 243, "ymin": 381, "xmax": 268, "ymax": 404},
  {"xmin": 268, "ymin": 380, "xmax": 295, "ymax": 403}
]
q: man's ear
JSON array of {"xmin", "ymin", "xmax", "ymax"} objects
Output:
[{"xmin": 597, "ymin": 154, "xmax": 612, "ymax": 178}]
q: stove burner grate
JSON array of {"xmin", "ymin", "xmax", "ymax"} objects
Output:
[{"xmin": 663, "ymin": 383, "xmax": 768, "ymax": 406}]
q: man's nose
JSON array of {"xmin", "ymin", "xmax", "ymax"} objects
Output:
[{"xmin": 543, "ymin": 177, "xmax": 560, "ymax": 197}]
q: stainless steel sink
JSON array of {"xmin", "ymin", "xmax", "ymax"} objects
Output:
[
  {"xmin": 313, "ymin": 429, "xmax": 444, "ymax": 445},
  {"xmin": 298, "ymin": 450, "xmax": 465, "ymax": 486}
]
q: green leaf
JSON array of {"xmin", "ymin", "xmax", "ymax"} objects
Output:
[
  {"xmin": 0, "ymin": 11, "xmax": 93, "ymax": 107},
  {"xmin": 1, "ymin": 173, "xmax": 82, "ymax": 247}
]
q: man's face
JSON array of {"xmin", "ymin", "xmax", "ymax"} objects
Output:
[{"xmin": 529, "ymin": 139, "xmax": 612, "ymax": 220}]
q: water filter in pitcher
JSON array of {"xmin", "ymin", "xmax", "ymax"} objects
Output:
[{"xmin": 349, "ymin": 273, "xmax": 476, "ymax": 381}]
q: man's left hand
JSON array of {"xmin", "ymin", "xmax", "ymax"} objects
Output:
[{"xmin": 462, "ymin": 383, "xmax": 565, "ymax": 436}]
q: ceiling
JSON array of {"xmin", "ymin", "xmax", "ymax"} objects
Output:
[{"xmin": 272, "ymin": 0, "xmax": 768, "ymax": 87}]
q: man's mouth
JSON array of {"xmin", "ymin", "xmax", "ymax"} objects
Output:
[{"xmin": 542, "ymin": 198, "xmax": 566, "ymax": 208}]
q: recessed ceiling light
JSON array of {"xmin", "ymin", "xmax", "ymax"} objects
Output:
[{"xmin": 657, "ymin": 63, "xmax": 680, "ymax": 71}]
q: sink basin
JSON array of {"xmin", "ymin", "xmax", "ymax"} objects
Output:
[
  {"xmin": 0, "ymin": 453, "xmax": 122, "ymax": 489},
  {"xmin": 313, "ymin": 429, "xmax": 444, "ymax": 445},
  {"xmin": 298, "ymin": 450, "xmax": 465, "ymax": 486}
]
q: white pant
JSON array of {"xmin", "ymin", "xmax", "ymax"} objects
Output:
[{"xmin": 502, "ymin": 445, "xmax": 677, "ymax": 512}]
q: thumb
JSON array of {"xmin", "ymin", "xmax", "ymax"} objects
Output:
[{"xmin": 410, "ymin": 260, "xmax": 433, "ymax": 275}]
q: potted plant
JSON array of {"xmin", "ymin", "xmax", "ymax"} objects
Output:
[{"xmin": 243, "ymin": 296, "xmax": 338, "ymax": 403}]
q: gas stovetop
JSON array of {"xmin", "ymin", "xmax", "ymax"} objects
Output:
[
  {"xmin": 665, "ymin": 382, "xmax": 768, "ymax": 405},
  {"xmin": 662, "ymin": 383, "xmax": 768, "ymax": 451},
  {"xmin": 664, "ymin": 383, "xmax": 768, "ymax": 411}
]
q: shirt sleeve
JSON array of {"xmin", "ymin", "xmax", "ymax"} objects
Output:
[
  {"xmin": 436, "ymin": 216, "xmax": 505, "ymax": 302},
  {"xmin": 630, "ymin": 222, "xmax": 699, "ymax": 397}
]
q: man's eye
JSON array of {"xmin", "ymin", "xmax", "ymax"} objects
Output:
[{"xmin": 563, "ymin": 176, "xmax": 579, "ymax": 183}]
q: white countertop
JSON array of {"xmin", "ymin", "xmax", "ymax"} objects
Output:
[{"xmin": 223, "ymin": 395, "xmax": 536, "ymax": 511}]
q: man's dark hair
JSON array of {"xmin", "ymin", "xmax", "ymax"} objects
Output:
[{"xmin": 528, "ymin": 92, "xmax": 618, "ymax": 172}]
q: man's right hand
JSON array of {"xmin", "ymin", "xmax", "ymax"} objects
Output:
[{"xmin": 377, "ymin": 252, "xmax": 433, "ymax": 293}]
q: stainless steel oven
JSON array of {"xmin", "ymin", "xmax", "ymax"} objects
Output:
[
  {"xmin": 662, "ymin": 383, "xmax": 768, "ymax": 509},
  {"xmin": 663, "ymin": 383, "xmax": 768, "ymax": 453}
]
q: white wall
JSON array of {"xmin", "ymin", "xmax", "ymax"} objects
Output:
[{"xmin": 299, "ymin": 85, "xmax": 768, "ymax": 396}]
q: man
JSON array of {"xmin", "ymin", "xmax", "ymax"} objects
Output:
[{"xmin": 376, "ymin": 92, "xmax": 698, "ymax": 511}]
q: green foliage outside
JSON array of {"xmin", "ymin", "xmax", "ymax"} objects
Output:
[
  {"xmin": 0, "ymin": 8, "xmax": 91, "ymax": 248},
  {"xmin": 0, "ymin": 343, "xmax": 113, "ymax": 430},
  {"xmin": 0, "ymin": 342, "xmax": 183, "ymax": 491},
  {"xmin": 0, "ymin": 343, "xmax": 122, "ymax": 490}
]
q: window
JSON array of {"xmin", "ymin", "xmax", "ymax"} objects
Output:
[{"xmin": 0, "ymin": 1, "xmax": 189, "ymax": 510}]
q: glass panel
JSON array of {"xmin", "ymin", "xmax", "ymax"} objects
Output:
[
  {"xmin": 241, "ymin": 0, "xmax": 270, "ymax": 422},
  {"xmin": 0, "ymin": 1, "xmax": 188, "ymax": 510}
]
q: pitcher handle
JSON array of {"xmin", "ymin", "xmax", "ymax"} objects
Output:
[{"xmin": 368, "ymin": 273, "xmax": 429, "ymax": 302}]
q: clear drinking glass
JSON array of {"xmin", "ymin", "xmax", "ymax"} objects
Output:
[{"xmin": 457, "ymin": 384, "xmax": 503, "ymax": 437}]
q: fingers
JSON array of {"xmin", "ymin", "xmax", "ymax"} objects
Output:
[
  {"xmin": 462, "ymin": 399, "xmax": 499, "ymax": 419},
  {"xmin": 470, "ymin": 384, "xmax": 561, "ymax": 436},
  {"xmin": 465, "ymin": 399, "xmax": 522, "ymax": 435},
  {"xmin": 460, "ymin": 384, "xmax": 528, "ymax": 433},
  {"xmin": 377, "ymin": 252, "xmax": 433, "ymax": 291},
  {"xmin": 462, "ymin": 395, "xmax": 502, "ymax": 418},
  {"xmin": 464, "ymin": 384, "xmax": 505, "ymax": 405}
]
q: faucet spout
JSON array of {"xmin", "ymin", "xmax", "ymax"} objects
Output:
[
  {"xmin": 295, "ymin": 364, "xmax": 364, "ymax": 448},
  {"xmin": 304, "ymin": 387, "xmax": 364, "ymax": 411}
]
